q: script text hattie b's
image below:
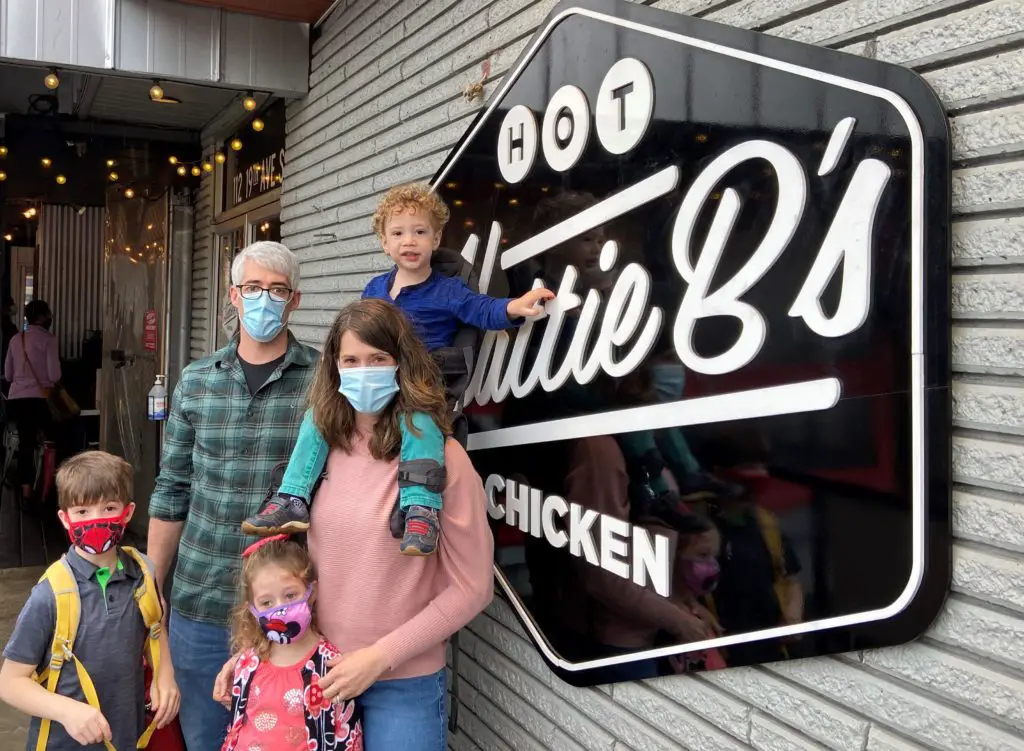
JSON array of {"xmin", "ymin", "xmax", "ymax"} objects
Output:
[{"xmin": 463, "ymin": 57, "xmax": 890, "ymax": 408}]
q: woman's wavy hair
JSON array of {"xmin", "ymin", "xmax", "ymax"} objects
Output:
[
  {"xmin": 308, "ymin": 298, "xmax": 452, "ymax": 460},
  {"xmin": 230, "ymin": 536, "xmax": 317, "ymax": 660}
]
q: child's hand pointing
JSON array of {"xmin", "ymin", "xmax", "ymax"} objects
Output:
[{"xmin": 507, "ymin": 287, "xmax": 554, "ymax": 319}]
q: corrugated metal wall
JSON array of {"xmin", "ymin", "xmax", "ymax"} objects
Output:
[
  {"xmin": 37, "ymin": 205, "xmax": 105, "ymax": 359},
  {"xmin": 284, "ymin": 2, "xmax": 1024, "ymax": 750}
]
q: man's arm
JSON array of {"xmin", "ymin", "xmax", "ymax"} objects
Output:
[{"xmin": 147, "ymin": 376, "xmax": 195, "ymax": 592}]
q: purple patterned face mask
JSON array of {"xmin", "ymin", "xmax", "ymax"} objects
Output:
[
  {"xmin": 249, "ymin": 586, "xmax": 314, "ymax": 644},
  {"xmin": 682, "ymin": 558, "xmax": 720, "ymax": 595}
]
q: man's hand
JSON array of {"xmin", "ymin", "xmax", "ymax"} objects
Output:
[
  {"xmin": 212, "ymin": 652, "xmax": 242, "ymax": 709},
  {"xmin": 59, "ymin": 701, "xmax": 112, "ymax": 746},
  {"xmin": 506, "ymin": 288, "xmax": 554, "ymax": 319},
  {"xmin": 150, "ymin": 664, "xmax": 181, "ymax": 729},
  {"xmin": 319, "ymin": 645, "xmax": 388, "ymax": 702}
]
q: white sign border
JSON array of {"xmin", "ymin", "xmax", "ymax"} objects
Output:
[{"xmin": 433, "ymin": 4, "xmax": 927, "ymax": 673}]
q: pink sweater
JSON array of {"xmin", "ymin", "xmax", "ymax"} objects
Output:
[
  {"xmin": 3, "ymin": 326, "xmax": 60, "ymax": 400},
  {"xmin": 308, "ymin": 434, "xmax": 494, "ymax": 680}
]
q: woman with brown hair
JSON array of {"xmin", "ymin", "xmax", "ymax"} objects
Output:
[{"xmin": 216, "ymin": 298, "xmax": 493, "ymax": 749}]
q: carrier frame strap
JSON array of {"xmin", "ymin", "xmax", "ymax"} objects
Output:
[{"xmin": 397, "ymin": 459, "xmax": 447, "ymax": 495}]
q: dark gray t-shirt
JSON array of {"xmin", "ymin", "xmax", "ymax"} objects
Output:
[
  {"xmin": 3, "ymin": 547, "xmax": 150, "ymax": 751},
  {"xmin": 238, "ymin": 352, "xmax": 286, "ymax": 395}
]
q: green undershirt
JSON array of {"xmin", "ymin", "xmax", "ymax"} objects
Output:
[{"xmin": 95, "ymin": 559, "xmax": 124, "ymax": 595}]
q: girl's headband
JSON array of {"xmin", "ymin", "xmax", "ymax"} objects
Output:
[{"xmin": 242, "ymin": 533, "xmax": 290, "ymax": 558}]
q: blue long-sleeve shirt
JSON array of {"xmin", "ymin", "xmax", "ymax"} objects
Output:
[{"xmin": 362, "ymin": 268, "xmax": 520, "ymax": 351}]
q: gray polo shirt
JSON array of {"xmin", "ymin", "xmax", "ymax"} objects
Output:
[{"xmin": 3, "ymin": 547, "xmax": 150, "ymax": 751}]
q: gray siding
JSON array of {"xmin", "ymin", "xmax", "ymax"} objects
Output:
[
  {"xmin": 282, "ymin": 0, "xmax": 1024, "ymax": 748},
  {"xmin": 189, "ymin": 155, "xmax": 216, "ymax": 361}
]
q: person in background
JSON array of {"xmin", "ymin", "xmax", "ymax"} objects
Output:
[
  {"xmin": 1, "ymin": 295, "xmax": 18, "ymax": 372},
  {"xmin": 3, "ymin": 300, "xmax": 59, "ymax": 503},
  {"xmin": 147, "ymin": 240, "xmax": 318, "ymax": 750}
]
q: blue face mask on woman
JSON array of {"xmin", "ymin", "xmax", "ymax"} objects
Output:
[
  {"xmin": 338, "ymin": 365, "xmax": 400, "ymax": 414},
  {"xmin": 652, "ymin": 362, "xmax": 686, "ymax": 403},
  {"xmin": 241, "ymin": 292, "xmax": 287, "ymax": 343}
]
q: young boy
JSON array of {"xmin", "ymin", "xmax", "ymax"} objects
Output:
[
  {"xmin": 0, "ymin": 451, "xmax": 179, "ymax": 750},
  {"xmin": 243, "ymin": 182, "xmax": 553, "ymax": 554}
]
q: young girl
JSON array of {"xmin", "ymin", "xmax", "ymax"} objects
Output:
[
  {"xmin": 667, "ymin": 514, "xmax": 727, "ymax": 672},
  {"xmin": 221, "ymin": 534, "xmax": 363, "ymax": 751}
]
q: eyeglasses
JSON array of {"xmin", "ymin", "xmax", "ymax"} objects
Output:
[{"xmin": 236, "ymin": 284, "xmax": 294, "ymax": 303}]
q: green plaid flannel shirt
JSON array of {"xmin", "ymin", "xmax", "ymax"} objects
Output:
[{"xmin": 149, "ymin": 333, "xmax": 318, "ymax": 624}]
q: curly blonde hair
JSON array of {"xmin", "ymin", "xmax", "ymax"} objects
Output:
[
  {"xmin": 371, "ymin": 182, "xmax": 450, "ymax": 238},
  {"xmin": 308, "ymin": 299, "xmax": 452, "ymax": 461},
  {"xmin": 230, "ymin": 537, "xmax": 317, "ymax": 660}
]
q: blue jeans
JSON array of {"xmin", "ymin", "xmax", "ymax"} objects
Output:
[
  {"xmin": 169, "ymin": 609, "xmax": 231, "ymax": 751},
  {"xmin": 360, "ymin": 669, "xmax": 447, "ymax": 750},
  {"xmin": 280, "ymin": 409, "xmax": 446, "ymax": 511}
]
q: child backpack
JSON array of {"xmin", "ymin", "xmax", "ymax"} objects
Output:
[{"xmin": 32, "ymin": 546, "xmax": 164, "ymax": 751}]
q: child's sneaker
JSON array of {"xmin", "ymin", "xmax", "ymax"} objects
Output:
[
  {"xmin": 241, "ymin": 493, "xmax": 310, "ymax": 535},
  {"xmin": 399, "ymin": 505, "xmax": 439, "ymax": 556}
]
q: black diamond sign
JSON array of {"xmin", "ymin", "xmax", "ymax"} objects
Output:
[{"xmin": 433, "ymin": 0, "xmax": 951, "ymax": 686}]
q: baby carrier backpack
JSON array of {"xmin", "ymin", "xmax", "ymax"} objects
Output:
[{"xmin": 32, "ymin": 546, "xmax": 165, "ymax": 751}]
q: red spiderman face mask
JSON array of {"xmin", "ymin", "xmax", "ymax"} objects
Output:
[{"xmin": 63, "ymin": 507, "xmax": 132, "ymax": 554}]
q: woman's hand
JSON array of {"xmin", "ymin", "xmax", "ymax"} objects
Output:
[
  {"xmin": 319, "ymin": 645, "xmax": 389, "ymax": 702},
  {"xmin": 212, "ymin": 652, "xmax": 242, "ymax": 708}
]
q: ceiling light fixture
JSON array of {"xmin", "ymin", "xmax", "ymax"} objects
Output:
[
  {"xmin": 149, "ymin": 80, "xmax": 164, "ymax": 101},
  {"xmin": 44, "ymin": 68, "xmax": 60, "ymax": 90},
  {"xmin": 242, "ymin": 92, "xmax": 257, "ymax": 111}
]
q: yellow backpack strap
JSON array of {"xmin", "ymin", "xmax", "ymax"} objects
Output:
[
  {"xmin": 34, "ymin": 558, "xmax": 115, "ymax": 751},
  {"xmin": 121, "ymin": 547, "xmax": 163, "ymax": 749}
]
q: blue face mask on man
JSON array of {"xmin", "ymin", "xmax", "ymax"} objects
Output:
[
  {"xmin": 338, "ymin": 365, "xmax": 400, "ymax": 414},
  {"xmin": 651, "ymin": 362, "xmax": 686, "ymax": 403},
  {"xmin": 240, "ymin": 291, "xmax": 288, "ymax": 343}
]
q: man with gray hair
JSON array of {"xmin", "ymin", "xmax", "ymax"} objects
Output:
[{"xmin": 147, "ymin": 240, "xmax": 318, "ymax": 749}]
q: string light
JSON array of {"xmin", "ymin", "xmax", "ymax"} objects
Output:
[
  {"xmin": 214, "ymin": 152, "xmax": 226, "ymax": 164},
  {"xmin": 202, "ymin": 162, "xmax": 213, "ymax": 173},
  {"xmin": 149, "ymin": 80, "xmax": 165, "ymax": 101},
  {"xmin": 0, "ymin": 171, "xmax": 6, "ymax": 181},
  {"xmin": 169, "ymin": 156, "xmax": 178, "ymax": 165},
  {"xmin": 55, "ymin": 174, "xmax": 67, "ymax": 185},
  {"xmin": 3, "ymin": 234, "xmax": 11, "ymax": 242},
  {"xmin": 109, "ymin": 171, "xmax": 119, "ymax": 181},
  {"xmin": 44, "ymin": 68, "xmax": 59, "ymax": 90},
  {"xmin": 41, "ymin": 158, "xmax": 52, "ymax": 168},
  {"xmin": 242, "ymin": 92, "xmax": 257, "ymax": 111},
  {"xmin": 252, "ymin": 118, "xmax": 265, "ymax": 132},
  {"xmin": 230, "ymin": 138, "xmax": 243, "ymax": 151},
  {"xmin": 106, "ymin": 159, "xmax": 115, "ymax": 167},
  {"xmin": 190, "ymin": 166, "xmax": 201, "ymax": 177},
  {"xmin": 176, "ymin": 165, "xmax": 187, "ymax": 176},
  {"xmin": 0, "ymin": 146, "xmax": 7, "ymax": 157},
  {"xmin": 124, "ymin": 188, "xmax": 135, "ymax": 199}
]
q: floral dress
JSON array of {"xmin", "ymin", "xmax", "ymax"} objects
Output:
[{"xmin": 222, "ymin": 638, "xmax": 363, "ymax": 751}]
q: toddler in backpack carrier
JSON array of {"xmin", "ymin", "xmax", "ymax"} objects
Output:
[
  {"xmin": 242, "ymin": 183, "xmax": 552, "ymax": 556},
  {"xmin": 0, "ymin": 450, "xmax": 180, "ymax": 751}
]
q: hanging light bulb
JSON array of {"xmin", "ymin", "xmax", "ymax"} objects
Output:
[
  {"xmin": 149, "ymin": 80, "xmax": 165, "ymax": 101},
  {"xmin": 41, "ymin": 157, "xmax": 52, "ymax": 168},
  {"xmin": 44, "ymin": 68, "xmax": 60, "ymax": 90},
  {"xmin": 230, "ymin": 138, "xmax": 243, "ymax": 151},
  {"xmin": 55, "ymin": 174, "xmax": 67, "ymax": 185},
  {"xmin": 251, "ymin": 118, "xmax": 265, "ymax": 132},
  {"xmin": 191, "ymin": 165, "xmax": 201, "ymax": 177},
  {"xmin": 0, "ymin": 171, "xmax": 6, "ymax": 181},
  {"xmin": 124, "ymin": 188, "xmax": 135, "ymax": 199},
  {"xmin": 169, "ymin": 156, "xmax": 178, "ymax": 165},
  {"xmin": 106, "ymin": 158, "xmax": 115, "ymax": 167},
  {"xmin": 202, "ymin": 161, "xmax": 213, "ymax": 173},
  {"xmin": 242, "ymin": 91, "xmax": 257, "ymax": 111},
  {"xmin": 3, "ymin": 234, "xmax": 11, "ymax": 242},
  {"xmin": 214, "ymin": 151, "xmax": 226, "ymax": 164},
  {"xmin": 0, "ymin": 146, "xmax": 8, "ymax": 157},
  {"xmin": 176, "ymin": 165, "xmax": 187, "ymax": 176},
  {"xmin": 109, "ymin": 171, "xmax": 119, "ymax": 182}
]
